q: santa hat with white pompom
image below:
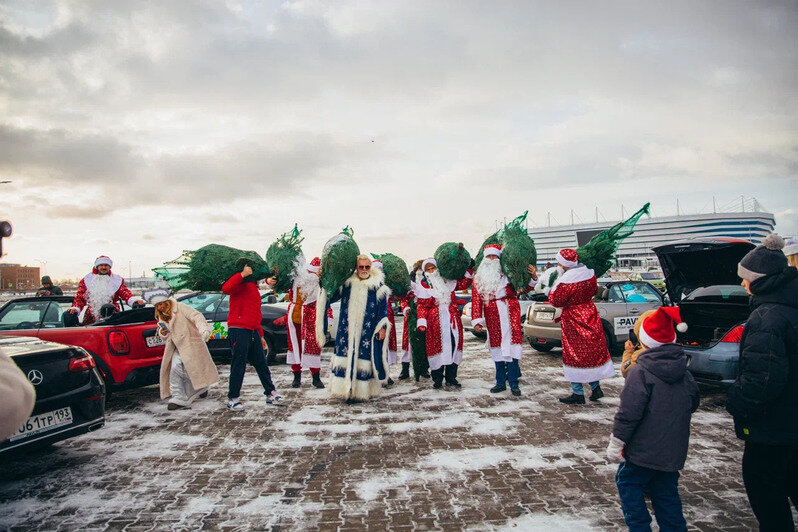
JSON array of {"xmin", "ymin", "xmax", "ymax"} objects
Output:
[{"xmin": 638, "ymin": 306, "xmax": 688, "ymax": 348}]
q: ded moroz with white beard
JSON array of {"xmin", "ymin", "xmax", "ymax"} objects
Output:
[
  {"xmin": 471, "ymin": 244, "xmax": 538, "ymax": 396},
  {"xmin": 284, "ymin": 256, "xmax": 331, "ymax": 390},
  {"xmin": 416, "ymin": 258, "xmax": 473, "ymax": 389},
  {"xmin": 315, "ymin": 254, "xmax": 392, "ymax": 402},
  {"xmin": 68, "ymin": 255, "xmax": 144, "ymax": 325}
]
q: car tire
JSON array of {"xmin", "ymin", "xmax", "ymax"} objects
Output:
[
  {"xmin": 528, "ymin": 339, "xmax": 553, "ymax": 352},
  {"xmin": 263, "ymin": 334, "xmax": 277, "ymax": 365},
  {"xmin": 603, "ymin": 325, "xmax": 622, "ymax": 357}
]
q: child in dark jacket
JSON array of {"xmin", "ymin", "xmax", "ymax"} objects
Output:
[{"xmin": 607, "ymin": 307, "xmax": 700, "ymax": 531}]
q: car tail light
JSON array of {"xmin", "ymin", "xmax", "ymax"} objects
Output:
[
  {"xmin": 69, "ymin": 352, "xmax": 96, "ymax": 372},
  {"xmin": 720, "ymin": 325, "xmax": 744, "ymax": 343},
  {"xmin": 108, "ymin": 330, "xmax": 130, "ymax": 355}
]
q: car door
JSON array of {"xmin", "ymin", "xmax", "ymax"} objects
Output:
[{"xmin": 612, "ymin": 282, "xmax": 663, "ymax": 343}]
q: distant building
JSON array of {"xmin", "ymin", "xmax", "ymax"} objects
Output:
[
  {"xmin": 125, "ymin": 277, "xmax": 158, "ymax": 290},
  {"xmin": 530, "ymin": 210, "xmax": 776, "ymax": 270},
  {"xmin": 0, "ymin": 263, "xmax": 41, "ymax": 291}
]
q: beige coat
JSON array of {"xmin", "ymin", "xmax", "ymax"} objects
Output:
[
  {"xmin": 158, "ymin": 300, "xmax": 219, "ymax": 399},
  {"xmin": 0, "ymin": 348, "xmax": 36, "ymax": 440}
]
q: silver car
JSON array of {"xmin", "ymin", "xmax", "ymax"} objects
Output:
[
  {"xmin": 462, "ymin": 295, "xmax": 536, "ymax": 340},
  {"xmin": 523, "ymin": 281, "xmax": 664, "ymax": 354}
]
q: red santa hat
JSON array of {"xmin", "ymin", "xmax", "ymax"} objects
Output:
[
  {"xmin": 555, "ymin": 248, "xmax": 579, "ymax": 268},
  {"xmin": 483, "ymin": 244, "xmax": 502, "ymax": 258},
  {"xmin": 94, "ymin": 255, "xmax": 113, "ymax": 268},
  {"xmin": 307, "ymin": 257, "xmax": 321, "ymax": 274},
  {"xmin": 422, "ymin": 258, "xmax": 437, "ymax": 271},
  {"xmin": 371, "ymin": 258, "xmax": 384, "ymax": 270},
  {"xmin": 638, "ymin": 306, "xmax": 688, "ymax": 348}
]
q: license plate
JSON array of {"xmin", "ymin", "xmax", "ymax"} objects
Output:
[
  {"xmin": 10, "ymin": 407, "xmax": 73, "ymax": 442},
  {"xmin": 536, "ymin": 311, "xmax": 555, "ymax": 321},
  {"xmin": 146, "ymin": 335, "xmax": 166, "ymax": 347}
]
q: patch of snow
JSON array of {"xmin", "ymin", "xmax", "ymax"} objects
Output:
[{"xmin": 486, "ymin": 512, "xmax": 597, "ymax": 531}]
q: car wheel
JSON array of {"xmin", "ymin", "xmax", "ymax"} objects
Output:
[
  {"xmin": 604, "ymin": 326, "xmax": 622, "ymax": 357},
  {"xmin": 528, "ymin": 339, "xmax": 553, "ymax": 352},
  {"xmin": 263, "ymin": 334, "xmax": 277, "ymax": 365}
]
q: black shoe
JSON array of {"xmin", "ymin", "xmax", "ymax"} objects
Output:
[
  {"xmin": 420, "ymin": 371, "xmax": 431, "ymax": 379},
  {"xmin": 433, "ymin": 381, "xmax": 443, "ymax": 389},
  {"xmin": 490, "ymin": 385, "xmax": 507, "ymax": 393},
  {"xmin": 446, "ymin": 379, "xmax": 461, "ymax": 388},
  {"xmin": 311, "ymin": 373, "xmax": 325, "ymax": 389},
  {"xmin": 291, "ymin": 372, "xmax": 301, "ymax": 388},
  {"xmin": 590, "ymin": 385, "xmax": 604, "ymax": 402},
  {"xmin": 559, "ymin": 393, "xmax": 586, "ymax": 405},
  {"xmin": 398, "ymin": 363, "xmax": 410, "ymax": 380},
  {"xmin": 511, "ymin": 387, "xmax": 521, "ymax": 397},
  {"xmin": 387, "ymin": 377, "xmax": 394, "ymax": 386}
]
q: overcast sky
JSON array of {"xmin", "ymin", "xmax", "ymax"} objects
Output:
[{"xmin": 0, "ymin": 0, "xmax": 795, "ymax": 279}]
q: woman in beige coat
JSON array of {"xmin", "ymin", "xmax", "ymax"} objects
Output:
[{"xmin": 145, "ymin": 289, "xmax": 219, "ymax": 410}]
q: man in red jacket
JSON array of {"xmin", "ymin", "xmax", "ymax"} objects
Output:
[{"xmin": 222, "ymin": 263, "xmax": 280, "ymax": 410}]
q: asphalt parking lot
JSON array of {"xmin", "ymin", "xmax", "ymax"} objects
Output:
[{"xmin": 0, "ymin": 326, "xmax": 759, "ymax": 531}]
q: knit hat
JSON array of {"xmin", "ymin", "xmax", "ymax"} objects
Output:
[
  {"xmin": 737, "ymin": 233, "xmax": 787, "ymax": 282},
  {"xmin": 41, "ymin": 275, "xmax": 52, "ymax": 285},
  {"xmin": 784, "ymin": 237, "xmax": 798, "ymax": 257},
  {"xmin": 142, "ymin": 287, "xmax": 170, "ymax": 305},
  {"xmin": 556, "ymin": 248, "xmax": 579, "ymax": 268},
  {"xmin": 638, "ymin": 306, "xmax": 688, "ymax": 348},
  {"xmin": 307, "ymin": 257, "xmax": 321, "ymax": 273},
  {"xmin": 94, "ymin": 255, "xmax": 113, "ymax": 268},
  {"xmin": 483, "ymin": 244, "xmax": 502, "ymax": 258}
]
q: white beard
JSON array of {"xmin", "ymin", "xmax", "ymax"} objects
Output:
[
  {"xmin": 87, "ymin": 274, "xmax": 116, "ymax": 315},
  {"xmin": 475, "ymin": 259, "xmax": 506, "ymax": 299},
  {"xmin": 295, "ymin": 269, "xmax": 320, "ymax": 301},
  {"xmin": 425, "ymin": 271, "xmax": 452, "ymax": 304}
]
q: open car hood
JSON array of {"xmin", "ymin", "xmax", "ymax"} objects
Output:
[{"xmin": 652, "ymin": 238, "xmax": 755, "ymax": 302}]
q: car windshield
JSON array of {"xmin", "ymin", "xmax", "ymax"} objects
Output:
[
  {"xmin": 618, "ymin": 283, "xmax": 662, "ymax": 303},
  {"xmin": 0, "ymin": 300, "xmax": 54, "ymax": 330}
]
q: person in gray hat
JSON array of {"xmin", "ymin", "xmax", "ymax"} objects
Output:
[
  {"xmin": 727, "ymin": 233, "xmax": 798, "ymax": 531},
  {"xmin": 36, "ymin": 276, "xmax": 62, "ymax": 296},
  {"xmin": 784, "ymin": 236, "xmax": 798, "ymax": 270}
]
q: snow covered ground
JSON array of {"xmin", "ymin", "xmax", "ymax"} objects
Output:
[{"xmin": 0, "ymin": 324, "xmax": 761, "ymax": 531}]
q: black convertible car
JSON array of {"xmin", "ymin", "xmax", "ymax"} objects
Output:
[{"xmin": 0, "ymin": 336, "xmax": 105, "ymax": 455}]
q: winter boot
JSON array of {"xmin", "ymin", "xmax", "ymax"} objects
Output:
[
  {"xmin": 291, "ymin": 372, "xmax": 301, "ymax": 388},
  {"xmin": 490, "ymin": 384, "xmax": 507, "ymax": 393},
  {"xmin": 511, "ymin": 387, "xmax": 521, "ymax": 397},
  {"xmin": 398, "ymin": 363, "xmax": 411, "ymax": 380},
  {"xmin": 311, "ymin": 373, "xmax": 325, "ymax": 389},
  {"xmin": 589, "ymin": 385, "xmax": 604, "ymax": 402},
  {"xmin": 559, "ymin": 393, "xmax": 586, "ymax": 405}
]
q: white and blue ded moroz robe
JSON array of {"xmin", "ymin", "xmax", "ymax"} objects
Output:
[{"xmin": 316, "ymin": 270, "xmax": 392, "ymax": 401}]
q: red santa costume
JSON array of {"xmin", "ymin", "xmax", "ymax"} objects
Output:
[
  {"xmin": 548, "ymin": 249, "xmax": 615, "ymax": 384},
  {"xmin": 399, "ymin": 286, "xmax": 415, "ymax": 365},
  {"xmin": 416, "ymin": 258, "xmax": 473, "ymax": 387},
  {"xmin": 371, "ymin": 260, "xmax": 399, "ymax": 366},
  {"xmin": 69, "ymin": 256, "xmax": 141, "ymax": 325},
  {"xmin": 285, "ymin": 257, "xmax": 329, "ymax": 389},
  {"xmin": 471, "ymin": 245, "xmax": 536, "ymax": 363}
]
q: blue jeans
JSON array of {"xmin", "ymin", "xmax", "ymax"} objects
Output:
[
  {"xmin": 571, "ymin": 381, "xmax": 599, "ymax": 395},
  {"xmin": 227, "ymin": 328, "xmax": 275, "ymax": 400},
  {"xmin": 495, "ymin": 360, "xmax": 520, "ymax": 388},
  {"xmin": 616, "ymin": 461, "xmax": 687, "ymax": 532}
]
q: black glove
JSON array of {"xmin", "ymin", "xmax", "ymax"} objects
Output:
[{"xmin": 469, "ymin": 259, "xmax": 476, "ymax": 269}]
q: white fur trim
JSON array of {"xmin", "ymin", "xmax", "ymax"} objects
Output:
[
  {"xmin": 416, "ymin": 318, "xmax": 427, "ymax": 328},
  {"xmin": 403, "ymin": 307, "xmax": 410, "ymax": 317},
  {"xmin": 549, "ymin": 265, "xmax": 595, "ymax": 296},
  {"xmin": 94, "ymin": 256, "xmax": 113, "ymax": 268},
  {"xmin": 556, "ymin": 251, "xmax": 578, "ymax": 268},
  {"xmin": 307, "ymin": 264, "xmax": 320, "ymax": 273},
  {"xmin": 422, "ymin": 258, "xmax": 437, "ymax": 271},
  {"xmin": 638, "ymin": 326, "xmax": 673, "ymax": 348},
  {"xmin": 471, "ymin": 318, "xmax": 485, "ymax": 328},
  {"xmin": 315, "ymin": 289, "xmax": 329, "ymax": 349},
  {"xmin": 484, "ymin": 246, "xmax": 501, "ymax": 258},
  {"xmin": 562, "ymin": 358, "xmax": 615, "ymax": 383},
  {"xmin": 464, "ymin": 270, "xmax": 473, "ymax": 279},
  {"xmin": 127, "ymin": 296, "xmax": 140, "ymax": 306}
]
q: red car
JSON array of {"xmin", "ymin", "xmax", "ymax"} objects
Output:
[{"xmin": 0, "ymin": 296, "xmax": 164, "ymax": 391}]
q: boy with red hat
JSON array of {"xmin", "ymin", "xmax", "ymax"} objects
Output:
[
  {"xmin": 548, "ymin": 248, "xmax": 614, "ymax": 404},
  {"xmin": 607, "ymin": 306, "xmax": 699, "ymax": 531}
]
